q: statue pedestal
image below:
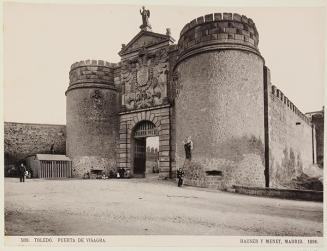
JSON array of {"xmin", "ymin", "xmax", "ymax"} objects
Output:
[{"xmin": 139, "ymin": 24, "xmax": 152, "ymax": 31}]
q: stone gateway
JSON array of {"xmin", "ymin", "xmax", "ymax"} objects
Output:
[
  {"xmin": 63, "ymin": 10, "xmax": 324, "ymax": 189},
  {"xmin": 4, "ymin": 9, "xmax": 323, "ymax": 191}
]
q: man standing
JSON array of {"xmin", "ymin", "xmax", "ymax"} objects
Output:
[
  {"xmin": 19, "ymin": 163, "xmax": 26, "ymax": 182},
  {"xmin": 50, "ymin": 143, "xmax": 55, "ymax": 154},
  {"xmin": 176, "ymin": 168, "xmax": 185, "ymax": 187}
]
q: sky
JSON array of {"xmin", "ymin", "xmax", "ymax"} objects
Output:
[{"xmin": 3, "ymin": 1, "xmax": 326, "ymax": 125}]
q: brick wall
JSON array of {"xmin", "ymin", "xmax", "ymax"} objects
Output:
[
  {"xmin": 4, "ymin": 122, "xmax": 66, "ymax": 165},
  {"xmin": 269, "ymin": 86, "xmax": 314, "ymax": 188}
]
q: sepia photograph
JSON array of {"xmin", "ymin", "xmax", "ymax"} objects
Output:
[{"xmin": 2, "ymin": 0, "xmax": 325, "ymax": 249}]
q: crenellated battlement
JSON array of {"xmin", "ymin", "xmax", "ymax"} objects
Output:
[
  {"xmin": 271, "ymin": 85, "xmax": 311, "ymax": 125},
  {"xmin": 68, "ymin": 60, "xmax": 121, "ymax": 90},
  {"xmin": 70, "ymin": 59, "xmax": 121, "ymax": 70},
  {"xmin": 177, "ymin": 13, "xmax": 259, "ymax": 60}
]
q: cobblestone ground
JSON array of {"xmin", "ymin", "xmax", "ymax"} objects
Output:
[{"xmin": 4, "ymin": 177, "xmax": 323, "ymax": 236}]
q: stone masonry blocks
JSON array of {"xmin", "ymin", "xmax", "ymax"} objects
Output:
[
  {"xmin": 178, "ymin": 13, "xmax": 259, "ymax": 57},
  {"xmin": 66, "ymin": 86, "xmax": 119, "ymax": 178},
  {"xmin": 4, "ymin": 122, "xmax": 66, "ymax": 166},
  {"xmin": 118, "ymin": 107, "xmax": 171, "ymax": 178},
  {"xmin": 175, "ymin": 50, "xmax": 265, "ymax": 189},
  {"xmin": 69, "ymin": 60, "xmax": 120, "ymax": 89},
  {"xmin": 270, "ymin": 86, "xmax": 310, "ymax": 125}
]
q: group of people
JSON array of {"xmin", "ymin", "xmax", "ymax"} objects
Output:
[
  {"xmin": 117, "ymin": 167, "xmax": 128, "ymax": 178},
  {"xmin": 84, "ymin": 168, "xmax": 130, "ymax": 179}
]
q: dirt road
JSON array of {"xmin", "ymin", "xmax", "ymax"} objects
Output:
[{"xmin": 4, "ymin": 177, "xmax": 323, "ymax": 236}]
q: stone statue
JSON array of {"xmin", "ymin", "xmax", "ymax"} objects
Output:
[
  {"xmin": 166, "ymin": 28, "xmax": 171, "ymax": 36},
  {"xmin": 183, "ymin": 136, "xmax": 193, "ymax": 160},
  {"xmin": 140, "ymin": 6, "xmax": 151, "ymax": 30}
]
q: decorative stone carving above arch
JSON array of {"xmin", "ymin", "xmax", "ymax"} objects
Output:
[{"xmin": 121, "ymin": 47, "xmax": 169, "ymax": 110}]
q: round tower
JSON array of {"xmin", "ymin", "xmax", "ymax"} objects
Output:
[
  {"xmin": 66, "ymin": 60, "xmax": 119, "ymax": 177},
  {"xmin": 174, "ymin": 13, "xmax": 265, "ymax": 188}
]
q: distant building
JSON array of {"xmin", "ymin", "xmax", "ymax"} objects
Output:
[{"xmin": 306, "ymin": 108, "xmax": 324, "ymax": 168}]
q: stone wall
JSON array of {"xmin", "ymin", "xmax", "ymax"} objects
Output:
[
  {"xmin": 168, "ymin": 44, "xmax": 179, "ymax": 178},
  {"xmin": 69, "ymin": 60, "xmax": 118, "ymax": 86},
  {"xmin": 174, "ymin": 13, "xmax": 266, "ymax": 190},
  {"xmin": 66, "ymin": 60, "xmax": 120, "ymax": 177},
  {"xmin": 118, "ymin": 105, "xmax": 172, "ymax": 178},
  {"xmin": 313, "ymin": 113, "xmax": 324, "ymax": 168},
  {"xmin": 175, "ymin": 50, "xmax": 265, "ymax": 189},
  {"xmin": 269, "ymin": 85, "xmax": 314, "ymax": 188},
  {"xmin": 233, "ymin": 185, "xmax": 323, "ymax": 202},
  {"xmin": 306, "ymin": 110, "xmax": 324, "ymax": 168},
  {"xmin": 178, "ymin": 12, "xmax": 259, "ymax": 62},
  {"xmin": 146, "ymin": 147, "xmax": 159, "ymax": 161},
  {"xmin": 4, "ymin": 122, "xmax": 66, "ymax": 165},
  {"xmin": 114, "ymin": 65, "xmax": 122, "ymax": 98}
]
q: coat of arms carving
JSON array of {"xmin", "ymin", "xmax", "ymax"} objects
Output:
[
  {"xmin": 90, "ymin": 89, "xmax": 104, "ymax": 119},
  {"xmin": 122, "ymin": 47, "xmax": 168, "ymax": 110},
  {"xmin": 135, "ymin": 58, "xmax": 153, "ymax": 91}
]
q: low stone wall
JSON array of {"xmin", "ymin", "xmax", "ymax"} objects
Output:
[
  {"xmin": 184, "ymin": 176, "xmax": 224, "ymax": 190},
  {"xmin": 4, "ymin": 122, "xmax": 66, "ymax": 165},
  {"xmin": 233, "ymin": 185, "xmax": 323, "ymax": 202},
  {"xmin": 183, "ymin": 160, "xmax": 225, "ymax": 190},
  {"xmin": 71, "ymin": 156, "xmax": 116, "ymax": 178}
]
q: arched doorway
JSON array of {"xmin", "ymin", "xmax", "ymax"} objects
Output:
[{"xmin": 132, "ymin": 121, "xmax": 159, "ymax": 177}]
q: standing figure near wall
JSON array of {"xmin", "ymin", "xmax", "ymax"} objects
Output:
[
  {"xmin": 50, "ymin": 143, "xmax": 55, "ymax": 154},
  {"xmin": 176, "ymin": 168, "xmax": 185, "ymax": 187},
  {"xmin": 19, "ymin": 163, "xmax": 26, "ymax": 182},
  {"xmin": 183, "ymin": 136, "xmax": 193, "ymax": 160}
]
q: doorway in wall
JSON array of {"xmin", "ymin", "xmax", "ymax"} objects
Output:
[
  {"xmin": 132, "ymin": 120, "xmax": 159, "ymax": 178},
  {"xmin": 145, "ymin": 136, "xmax": 159, "ymax": 177}
]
